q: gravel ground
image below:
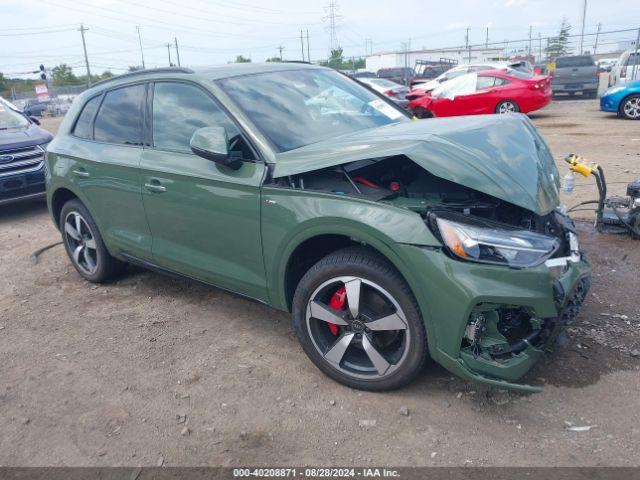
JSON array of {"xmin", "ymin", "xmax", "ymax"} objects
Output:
[{"xmin": 1, "ymin": 100, "xmax": 639, "ymax": 467}]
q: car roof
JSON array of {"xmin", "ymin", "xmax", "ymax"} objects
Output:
[{"xmin": 86, "ymin": 62, "xmax": 323, "ymax": 93}]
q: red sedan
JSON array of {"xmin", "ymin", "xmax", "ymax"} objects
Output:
[{"xmin": 407, "ymin": 69, "xmax": 552, "ymax": 118}]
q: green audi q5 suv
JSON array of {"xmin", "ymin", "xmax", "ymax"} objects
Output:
[{"xmin": 46, "ymin": 63, "xmax": 591, "ymax": 392}]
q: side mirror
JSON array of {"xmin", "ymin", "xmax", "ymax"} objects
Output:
[
  {"xmin": 29, "ymin": 116, "xmax": 41, "ymax": 125},
  {"xmin": 190, "ymin": 126, "xmax": 240, "ymax": 169}
]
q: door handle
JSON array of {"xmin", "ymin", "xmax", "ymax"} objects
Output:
[
  {"xmin": 144, "ymin": 180, "xmax": 166, "ymax": 193},
  {"xmin": 72, "ymin": 169, "xmax": 89, "ymax": 178}
]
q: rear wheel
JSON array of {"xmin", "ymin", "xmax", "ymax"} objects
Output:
[
  {"xmin": 292, "ymin": 247, "xmax": 428, "ymax": 391},
  {"xmin": 620, "ymin": 95, "xmax": 640, "ymax": 120},
  {"xmin": 495, "ymin": 100, "xmax": 519, "ymax": 114},
  {"xmin": 59, "ymin": 199, "xmax": 126, "ymax": 283}
]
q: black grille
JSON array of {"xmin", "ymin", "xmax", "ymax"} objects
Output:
[{"xmin": 0, "ymin": 145, "xmax": 45, "ymax": 177}]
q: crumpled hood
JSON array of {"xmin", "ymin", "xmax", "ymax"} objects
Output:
[{"xmin": 272, "ymin": 114, "xmax": 561, "ymax": 216}]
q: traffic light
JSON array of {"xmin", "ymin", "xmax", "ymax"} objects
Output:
[{"xmin": 39, "ymin": 64, "xmax": 46, "ymax": 80}]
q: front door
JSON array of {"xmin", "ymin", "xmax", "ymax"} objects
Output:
[{"xmin": 139, "ymin": 81, "xmax": 267, "ymax": 301}]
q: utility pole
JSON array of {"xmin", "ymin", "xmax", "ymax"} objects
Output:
[
  {"xmin": 174, "ymin": 37, "xmax": 181, "ymax": 66},
  {"xmin": 485, "ymin": 27, "xmax": 489, "ymax": 48},
  {"xmin": 528, "ymin": 25, "xmax": 533, "ymax": 57},
  {"xmin": 306, "ymin": 29, "xmax": 311, "ymax": 63},
  {"xmin": 632, "ymin": 27, "xmax": 640, "ymax": 81},
  {"xmin": 78, "ymin": 24, "xmax": 92, "ymax": 88},
  {"xmin": 593, "ymin": 22, "xmax": 601, "ymax": 55},
  {"xmin": 465, "ymin": 27, "xmax": 471, "ymax": 63},
  {"xmin": 538, "ymin": 32, "xmax": 543, "ymax": 63},
  {"xmin": 579, "ymin": 0, "xmax": 588, "ymax": 54},
  {"xmin": 166, "ymin": 43, "xmax": 172, "ymax": 66},
  {"xmin": 136, "ymin": 26, "xmax": 145, "ymax": 69},
  {"xmin": 300, "ymin": 30, "xmax": 305, "ymax": 61},
  {"xmin": 277, "ymin": 45, "xmax": 285, "ymax": 61}
]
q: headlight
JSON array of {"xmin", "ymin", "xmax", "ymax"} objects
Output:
[
  {"xmin": 429, "ymin": 211, "xmax": 559, "ymax": 268},
  {"xmin": 605, "ymin": 86, "xmax": 625, "ymax": 95}
]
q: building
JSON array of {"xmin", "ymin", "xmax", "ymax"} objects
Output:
[{"xmin": 365, "ymin": 47, "xmax": 505, "ymax": 73}]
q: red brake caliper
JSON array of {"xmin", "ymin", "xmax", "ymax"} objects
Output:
[{"xmin": 327, "ymin": 286, "xmax": 347, "ymax": 336}]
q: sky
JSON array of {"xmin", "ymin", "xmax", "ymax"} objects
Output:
[{"xmin": 2, "ymin": 0, "xmax": 639, "ymax": 78}]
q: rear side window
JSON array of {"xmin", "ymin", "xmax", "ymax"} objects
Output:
[
  {"xmin": 94, "ymin": 84, "xmax": 145, "ymax": 145},
  {"xmin": 625, "ymin": 53, "xmax": 639, "ymax": 67},
  {"xmin": 73, "ymin": 95, "xmax": 101, "ymax": 139},
  {"xmin": 476, "ymin": 76, "xmax": 496, "ymax": 90},
  {"xmin": 556, "ymin": 56, "xmax": 595, "ymax": 68},
  {"xmin": 152, "ymin": 82, "xmax": 242, "ymax": 153}
]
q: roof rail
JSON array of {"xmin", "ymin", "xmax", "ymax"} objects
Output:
[{"xmin": 92, "ymin": 67, "xmax": 195, "ymax": 87}]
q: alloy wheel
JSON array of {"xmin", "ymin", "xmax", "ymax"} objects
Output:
[
  {"xmin": 498, "ymin": 101, "xmax": 517, "ymax": 114},
  {"xmin": 623, "ymin": 97, "xmax": 640, "ymax": 119},
  {"xmin": 64, "ymin": 211, "xmax": 98, "ymax": 275},
  {"xmin": 305, "ymin": 276, "xmax": 410, "ymax": 380}
]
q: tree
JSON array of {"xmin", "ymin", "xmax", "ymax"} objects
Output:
[
  {"xmin": 327, "ymin": 47, "xmax": 344, "ymax": 69},
  {"xmin": 99, "ymin": 71, "xmax": 114, "ymax": 80},
  {"xmin": 546, "ymin": 17, "xmax": 572, "ymax": 59},
  {"xmin": 51, "ymin": 63, "xmax": 78, "ymax": 85},
  {"xmin": 128, "ymin": 65, "xmax": 143, "ymax": 72},
  {"xmin": 0, "ymin": 72, "xmax": 8, "ymax": 92},
  {"xmin": 234, "ymin": 55, "xmax": 251, "ymax": 63},
  {"xmin": 265, "ymin": 56, "xmax": 282, "ymax": 62}
]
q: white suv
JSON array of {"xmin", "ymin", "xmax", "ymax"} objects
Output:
[{"xmin": 610, "ymin": 50, "xmax": 639, "ymax": 86}]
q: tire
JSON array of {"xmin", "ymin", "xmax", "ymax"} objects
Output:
[
  {"xmin": 413, "ymin": 107, "xmax": 433, "ymax": 119},
  {"xmin": 619, "ymin": 94, "xmax": 640, "ymax": 120},
  {"xmin": 292, "ymin": 247, "xmax": 428, "ymax": 391},
  {"xmin": 495, "ymin": 100, "xmax": 520, "ymax": 114},
  {"xmin": 59, "ymin": 199, "xmax": 126, "ymax": 283}
]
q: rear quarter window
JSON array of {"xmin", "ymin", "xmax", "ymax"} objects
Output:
[{"xmin": 73, "ymin": 95, "xmax": 101, "ymax": 140}]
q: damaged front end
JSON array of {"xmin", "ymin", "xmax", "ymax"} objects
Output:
[{"xmin": 269, "ymin": 115, "xmax": 591, "ymax": 391}]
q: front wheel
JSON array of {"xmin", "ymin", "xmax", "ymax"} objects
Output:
[
  {"xmin": 292, "ymin": 247, "xmax": 428, "ymax": 391},
  {"xmin": 620, "ymin": 95, "xmax": 640, "ymax": 120},
  {"xmin": 495, "ymin": 100, "xmax": 520, "ymax": 114}
]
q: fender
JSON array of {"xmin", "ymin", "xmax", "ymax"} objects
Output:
[{"xmin": 266, "ymin": 215, "xmax": 442, "ymax": 353}]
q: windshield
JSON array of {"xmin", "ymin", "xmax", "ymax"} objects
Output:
[
  {"xmin": 0, "ymin": 103, "xmax": 29, "ymax": 130},
  {"xmin": 218, "ymin": 69, "xmax": 408, "ymax": 152},
  {"xmin": 432, "ymin": 73, "xmax": 477, "ymax": 99}
]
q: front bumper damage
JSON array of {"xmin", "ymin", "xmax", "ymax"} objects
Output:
[{"xmin": 398, "ymin": 233, "xmax": 591, "ymax": 392}]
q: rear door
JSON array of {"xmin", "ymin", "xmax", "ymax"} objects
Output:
[
  {"xmin": 139, "ymin": 81, "xmax": 267, "ymax": 301},
  {"xmin": 68, "ymin": 83, "xmax": 152, "ymax": 260}
]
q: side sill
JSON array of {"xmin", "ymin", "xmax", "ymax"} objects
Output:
[{"xmin": 120, "ymin": 252, "xmax": 269, "ymax": 307}]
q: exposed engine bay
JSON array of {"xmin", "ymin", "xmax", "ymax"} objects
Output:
[{"xmin": 271, "ymin": 154, "xmax": 571, "ymax": 248}]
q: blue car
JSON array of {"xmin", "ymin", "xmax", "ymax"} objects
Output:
[
  {"xmin": 0, "ymin": 100, "xmax": 53, "ymax": 205},
  {"xmin": 600, "ymin": 80, "xmax": 640, "ymax": 120}
]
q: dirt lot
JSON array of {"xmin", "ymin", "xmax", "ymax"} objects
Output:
[{"xmin": 1, "ymin": 101, "xmax": 639, "ymax": 467}]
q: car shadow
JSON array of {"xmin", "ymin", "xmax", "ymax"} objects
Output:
[{"xmin": 0, "ymin": 198, "xmax": 48, "ymax": 224}]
